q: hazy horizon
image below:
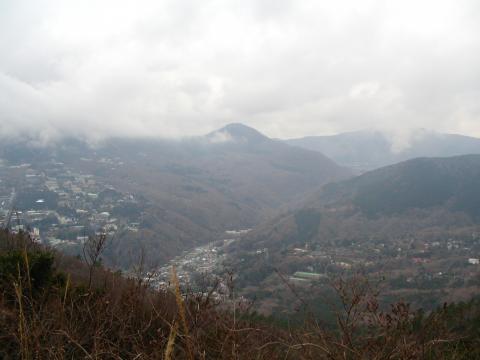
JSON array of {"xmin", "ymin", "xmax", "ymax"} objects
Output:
[
  {"xmin": 1, "ymin": 122, "xmax": 478, "ymax": 147},
  {"xmin": 1, "ymin": 0, "xmax": 479, "ymax": 142}
]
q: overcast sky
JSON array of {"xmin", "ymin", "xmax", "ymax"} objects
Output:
[{"xmin": 1, "ymin": 0, "xmax": 479, "ymax": 142}]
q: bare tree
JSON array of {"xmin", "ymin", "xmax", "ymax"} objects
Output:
[{"xmin": 82, "ymin": 233, "xmax": 108, "ymax": 289}]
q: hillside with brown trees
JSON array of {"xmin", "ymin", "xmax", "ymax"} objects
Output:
[{"xmin": 2, "ymin": 230, "xmax": 480, "ymax": 359}]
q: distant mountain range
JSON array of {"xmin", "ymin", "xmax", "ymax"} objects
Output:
[
  {"xmin": 0, "ymin": 123, "xmax": 351, "ymax": 266},
  {"xmin": 3, "ymin": 124, "xmax": 480, "ymax": 315},
  {"xmin": 5, "ymin": 123, "xmax": 480, "ymax": 272},
  {"xmin": 285, "ymin": 129, "xmax": 480, "ymax": 171}
]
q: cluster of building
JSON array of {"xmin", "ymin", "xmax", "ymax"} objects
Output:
[
  {"xmin": 0, "ymin": 159, "xmax": 141, "ymax": 249},
  {"xmin": 153, "ymin": 230, "xmax": 251, "ymax": 299},
  {"xmin": 279, "ymin": 234, "xmax": 480, "ymax": 287}
]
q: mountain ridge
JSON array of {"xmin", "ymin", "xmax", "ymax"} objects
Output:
[
  {"xmin": 0, "ymin": 123, "xmax": 352, "ymax": 268},
  {"xmin": 285, "ymin": 129, "xmax": 480, "ymax": 171}
]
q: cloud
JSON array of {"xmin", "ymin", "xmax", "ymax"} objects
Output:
[
  {"xmin": 205, "ymin": 130, "xmax": 234, "ymax": 144},
  {"xmin": 0, "ymin": 0, "xmax": 479, "ymax": 141}
]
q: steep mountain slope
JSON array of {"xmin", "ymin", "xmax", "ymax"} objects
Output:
[
  {"xmin": 226, "ymin": 155, "xmax": 480, "ymax": 313},
  {"xmin": 0, "ymin": 123, "xmax": 351, "ymax": 267},
  {"xmin": 319, "ymin": 155, "xmax": 480, "ymax": 217},
  {"xmin": 232, "ymin": 154, "xmax": 480, "ymax": 248},
  {"xmin": 285, "ymin": 129, "xmax": 480, "ymax": 171},
  {"xmin": 80, "ymin": 124, "xmax": 351, "ymax": 231}
]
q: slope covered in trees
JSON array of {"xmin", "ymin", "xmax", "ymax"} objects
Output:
[
  {"xmin": 320, "ymin": 154, "xmax": 480, "ymax": 217},
  {"xmin": 226, "ymin": 155, "xmax": 480, "ymax": 315}
]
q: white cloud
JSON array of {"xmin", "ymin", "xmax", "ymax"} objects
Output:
[
  {"xmin": 0, "ymin": 0, "xmax": 479, "ymax": 141},
  {"xmin": 206, "ymin": 130, "xmax": 234, "ymax": 144}
]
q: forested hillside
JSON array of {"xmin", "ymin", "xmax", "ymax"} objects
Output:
[{"xmin": 225, "ymin": 155, "xmax": 480, "ymax": 315}]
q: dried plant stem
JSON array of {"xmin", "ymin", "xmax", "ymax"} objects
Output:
[
  {"xmin": 14, "ymin": 264, "xmax": 29, "ymax": 360},
  {"xmin": 63, "ymin": 273, "xmax": 70, "ymax": 308},
  {"xmin": 164, "ymin": 320, "xmax": 179, "ymax": 360},
  {"xmin": 171, "ymin": 265, "xmax": 194, "ymax": 360}
]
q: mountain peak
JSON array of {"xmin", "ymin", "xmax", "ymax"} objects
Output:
[{"xmin": 206, "ymin": 123, "xmax": 268, "ymax": 144}]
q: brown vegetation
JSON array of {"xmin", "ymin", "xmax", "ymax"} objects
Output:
[{"xmin": 1, "ymin": 230, "xmax": 479, "ymax": 359}]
